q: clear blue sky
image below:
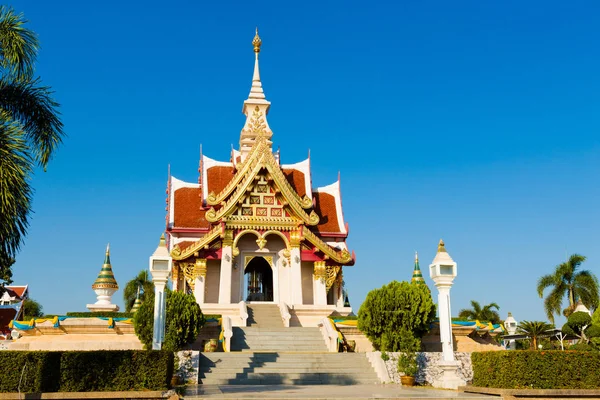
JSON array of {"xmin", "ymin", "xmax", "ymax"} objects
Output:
[{"xmin": 10, "ymin": 0, "xmax": 600, "ymax": 325}]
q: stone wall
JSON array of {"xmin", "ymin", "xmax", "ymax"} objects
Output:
[
  {"xmin": 383, "ymin": 352, "xmax": 472, "ymax": 385},
  {"xmin": 176, "ymin": 350, "xmax": 200, "ymax": 384}
]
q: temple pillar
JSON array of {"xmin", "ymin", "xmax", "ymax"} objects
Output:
[
  {"xmin": 313, "ymin": 261, "xmax": 327, "ymax": 306},
  {"xmin": 290, "ymin": 247, "xmax": 303, "ymax": 305},
  {"xmin": 194, "ymin": 259, "xmax": 207, "ymax": 305},
  {"xmin": 219, "ymin": 231, "xmax": 234, "ymax": 304},
  {"xmin": 335, "ymin": 269, "xmax": 345, "ymax": 308}
]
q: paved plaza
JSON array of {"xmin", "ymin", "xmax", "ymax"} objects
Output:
[{"xmin": 183, "ymin": 384, "xmax": 494, "ymax": 400}]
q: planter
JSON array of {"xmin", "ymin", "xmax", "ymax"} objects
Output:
[
  {"xmin": 204, "ymin": 338, "xmax": 218, "ymax": 352},
  {"xmin": 170, "ymin": 375, "xmax": 180, "ymax": 387},
  {"xmin": 400, "ymin": 375, "xmax": 415, "ymax": 387}
]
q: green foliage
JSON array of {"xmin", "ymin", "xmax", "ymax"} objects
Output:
[
  {"xmin": 0, "ymin": 6, "xmax": 64, "ymax": 284},
  {"xmin": 134, "ymin": 290, "xmax": 205, "ymax": 351},
  {"xmin": 562, "ymin": 311, "xmax": 600, "ymax": 344},
  {"xmin": 65, "ymin": 311, "xmax": 133, "ymax": 318},
  {"xmin": 568, "ymin": 343, "xmax": 594, "ymax": 351},
  {"xmin": 396, "ymin": 329, "xmax": 421, "ymax": 377},
  {"xmin": 0, "ymin": 350, "xmax": 173, "ymax": 392},
  {"xmin": 22, "ymin": 298, "xmax": 43, "ymax": 318},
  {"xmin": 458, "ymin": 300, "xmax": 501, "ymax": 324},
  {"xmin": 123, "ymin": 269, "xmax": 154, "ymax": 312},
  {"xmin": 380, "ymin": 351, "xmax": 389, "ymax": 361},
  {"xmin": 0, "ymin": 252, "xmax": 14, "ymax": 289},
  {"xmin": 358, "ymin": 280, "xmax": 435, "ymax": 351},
  {"xmin": 517, "ymin": 320, "xmax": 554, "ymax": 350},
  {"xmin": 398, "ymin": 352, "xmax": 419, "ymax": 377},
  {"xmin": 537, "ymin": 254, "xmax": 599, "ymax": 324},
  {"xmin": 328, "ymin": 315, "xmax": 358, "ymax": 321},
  {"xmin": 472, "ymin": 351, "xmax": 600, "ymax": 389},
  {"xmin": 593, "ymin": 307, "xmax": 600, "ymax": 326}
]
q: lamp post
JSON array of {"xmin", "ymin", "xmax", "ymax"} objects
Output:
[
  {"xmin": 149, "ymin": 234, "xmax": 172, "ymax": 350},
  {"xmin": 504, "ymin": 312, "xmax": 518, "ymax": 350},
  {"xmin": 429, "ymin": 239, "xmax": 465, "ymax": 390}
]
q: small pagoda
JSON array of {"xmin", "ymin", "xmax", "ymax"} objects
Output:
[
  {"xmin": 87, "ymin": 245, "xmax": 119, "ymax": 312},
  {"xmin": 164, "ymin": 30, "xmax": 356, "ymax": 326}
]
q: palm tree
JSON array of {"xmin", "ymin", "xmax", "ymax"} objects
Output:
[
  {"xmin": 517, "ymin": 320, "xmax": 554, "ymax": 350},
  {"xmin": 123, "ymin": 270, "xmax": 154, "ymax": 312},
  {"xmin": 0, "ymin": 6, "xmax": 64, "ymax": 275},
  {"xmin": 458, "ymin": 300, "xmax": 501, "ymax": 324},
  {"xmin": 537, "ymin": 254, "xmax": 599, "ymax": 324}
]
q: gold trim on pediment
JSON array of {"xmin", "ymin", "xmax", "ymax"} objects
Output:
[
  {"xmin": 244, "ymin": 255, "xmax": 274, "ymax": 269},
  {"xmin": 171, "ymin": 226, "xmax": 221, "ymax": 261},
  {"xmin": 225, "ymin": 216, "xmax": 300, "ymax": 231},
  {"xmin": 302, "ymin": 227, "xmax": 353, "ymax": 265}
]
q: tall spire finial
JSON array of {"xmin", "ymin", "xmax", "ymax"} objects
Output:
[
  {"xmin": 411, "ymin": 251, "xmax": 426, "ymax": 285},
  {"xmin": 253, "ymin": 27, "xmax": 262, "ymax": 53},
  {"xmin": 437, "ymin": 239, "xmax": 446, "ymax": 253}
]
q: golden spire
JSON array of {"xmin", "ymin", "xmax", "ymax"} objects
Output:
[
  {"xmin": 159, "ymin": 233, "xmax": 166, "ymax": 248},
  {"xmin": 252, "ymin": 27, "xmax": 262, "ymax": 53},
  {"xmin": 437, "ymin": 239, "xmax": 446, "ymax": 253}
]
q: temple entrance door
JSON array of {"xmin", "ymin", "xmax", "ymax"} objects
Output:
[{"xmin": 245, "ymin": 257, "xmax": 273, "ymax": 302}]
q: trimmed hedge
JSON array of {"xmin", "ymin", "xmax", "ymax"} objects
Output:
[
  {"xmin": 472, "ymin": 351, "xmax": 600, "ymax": 389},
  {"xmin": 66, "ymin": 311, "xmax": 133, "ymax": 318},
  {"xmin": 0, "ymin": 350, "xmax": 173, "ymax": 393}
]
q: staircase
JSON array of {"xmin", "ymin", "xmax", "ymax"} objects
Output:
[
  {"xmin": 198, "ymin": 352, "xmax": 380, "ymax": 385},
  {"xmin": 199, "ymin": 303, "xmax": 380, "ymax": 385}
]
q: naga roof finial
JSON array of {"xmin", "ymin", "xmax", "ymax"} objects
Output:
[{"xmin": 253, "ymin": 27, "xmax": 262, "ymax": 53}]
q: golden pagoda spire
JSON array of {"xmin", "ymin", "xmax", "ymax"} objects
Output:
[
  {"xmin": 92, "ymin": 243, "xmax": 119, "ymax": 290},
  {"xmin": 411, "ymin": 251, "xmax": 426, "ymax": 285},
  {"xmin": 437, "ymin": 239, "xmax": 447, "ymax": 253}
]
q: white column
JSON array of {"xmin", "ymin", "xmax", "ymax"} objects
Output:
[
  {"xmin": 313, "ymin": 261, "xmax": 327, "ymax": 306},
  {"xmin": 152, "ymin": 280, "xmax": 167, "ymax": 350},
  {"xmin": 437, "ymin": 285, "xmax": 454, "ymax": 362},
  {"xmin": 194, "ymin": 259, "xmax": 207, "ymax": 305},
  {"xmin": 219, "ymin": 246, "xmax": 233, "ymax": 304},
  {"xmin": 334, "ymin": 281, "xmax": 345, "ymax": 309},
  {"xmin": 290, "ymin": 247, "xmax": 303, "ymax": 305}
]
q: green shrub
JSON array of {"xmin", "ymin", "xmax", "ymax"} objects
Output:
[
  {"xmin": 134, "ymin": 290, "xmax": 205, "ymax": 351},
  {"xmin": 0, "ymin": 350, "xmax": 173, "ymax": 393},
  {"xmin": 472, "ymin": 351, "xmax": 600, "ymax": 389},
  {"xmin": 358, "ymin": 280, "xmax": 435, "ymax": 351},
  {"xmin": 65, "ymin": 311, "xmax": 133, "ymax": 318}
]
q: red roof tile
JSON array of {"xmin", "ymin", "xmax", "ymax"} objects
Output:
[
  {"xmin": 176, "ymin": 241, "xmax": 196, "ymax": 251},
  {"xmin": 313, "ymin": 192, "xmax": 341, "ymax": 233},
  {"xmin": 207, "ymin": 166, "xmax": 235, "ymax": 195},
  {"xmin": 282, "ymin": 169, "xmax": 307, "ymax": 197},
  {"xmin": 173, "ymin": 188, "xmax": 210, "ymax": 229}
]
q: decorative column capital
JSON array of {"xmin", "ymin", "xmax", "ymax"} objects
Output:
[
  {"xmin": 222, "ymin": 229, "xmax": 234, "ymax": 247},
  {"xmin": 195, "ymin": 258, "xmax": 207, "ymax": 278},
  {"xmin": 314, "ymin": 261, "xmax": 327, "ymax": 282},
  {"xmin": 290, "ymin": 230, "xmax": 302, "ymax": 249}
]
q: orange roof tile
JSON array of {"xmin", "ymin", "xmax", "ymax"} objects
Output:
[
  {"xmin": 5, "ymin": 286, "xmax": 26, "ymax": 299},
  {"xmin": 207, "ymin": 166, "xmax": 235, "ymax": 195},
  {"xmin": 313, "ymin": 192, "xmax": 341, "ymax": 233},
  {"xmin": 175, "ymin": 241, "xmax": 196, "ymax": 251},
  {"xmin": 282, "ymin": 169, "xmax": 306, "ymax": 197},
  {"xmin": 173, "ymin": 187, "xmax": 210, "ymax": 228}
]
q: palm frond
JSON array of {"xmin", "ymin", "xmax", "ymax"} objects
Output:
[
  {"xmin": 0, "ymin": 78, "xmax": 63, "ymax": 168},
  {"xmin": 537, "ymin": 274, "xmax": 556, "ymax": 297},
  {"xmin": 0, "ymin": 116, "xmax": 32, "ymax": 257},
  {"xmin": 0, "ymin": 6, "xmax": 38, "ymax": 81}
]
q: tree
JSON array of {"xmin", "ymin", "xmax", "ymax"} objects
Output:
[
  {"xmin": 537, "ymin": 254, "xmax": 599, "ymax": 324},
  {"xmin": 123, "ymin": 270, "xmax": 153, "ymax": 312},
  {"xmin": 562, "ymin": 311, "xmax": 600, "ymax": 345},
  {"xmin": 134, "ymin": 290, "xmax": 205, "ymax": 351},
  {"xmin": 517, "ymin": 320, "xmax": 554, "ymax": 350},
  {"xmin": 358, "ymin": 280, "xmax": 436, "ymax": 352},
  {"xmin": 21, "ymin": 298, "xmax": 43, "ymax": 319},
  {"xmin": 0, "ymin": 6, "xmax": 64, "ymax": 286},
  {"xmin": 458, "ymin": 300, "xmax": 501, "ymax": 324}
]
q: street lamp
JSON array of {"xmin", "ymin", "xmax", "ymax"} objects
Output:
[
  {"xmin": 429, "ymin": 239, "xmax": 465, "ymax": 390},
  {"xmin": 504, "ymin": 312, "xmax": 518, "ymax": 350},
  {"xmin": 149, "ymin": 234, "xmax": 172, "ymax": 350}
]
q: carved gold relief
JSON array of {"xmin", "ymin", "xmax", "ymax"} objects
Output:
[
  {"xmin": 195, "ymin": 259, "xmax": 207, "ymax": 278},
  {"xmin": 314, "ymin": 261, "xmax": 327, "ymax": 282},
  {"xmin": 326, "ymin": 265, "xmax": 341, "ymax": 292},
  {"xmin": 244, "ymin": 255, "xmax": 274, "ymax": 269},
  {"xmin": 302, "ymin": 227, "xmax": 353, "ymax": 264},
  {"xmin": 171, "ymin": 226, "xmax": 221, "ymax": 261}
]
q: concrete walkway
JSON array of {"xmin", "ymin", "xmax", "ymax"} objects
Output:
[{"xmin": 183, "ymin": 384, "xmax": 495, "ymax": 399}]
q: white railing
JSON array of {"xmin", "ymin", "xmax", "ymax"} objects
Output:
[
  {"xmin": 279, "ymin": 302, "xmax": 291, "ymax": 327},
  {"xmin": 318, "ymin": 317, "xmax": 338, "ymax": 352},
  {"xmin": 239, "ymin": 301, "xmax": 248, "ymax": 326},
  {"xmin": 222, "ymin": 316, "xmax": 233, "ymax": 353}
]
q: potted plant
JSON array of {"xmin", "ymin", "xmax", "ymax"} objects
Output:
[{"xmin": 397, "ymin": 351, "xmax": 418, "ymax": 386}]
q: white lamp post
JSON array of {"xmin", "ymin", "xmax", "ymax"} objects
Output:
[
  {"xmin": 149, "ymin": 234, "xmax": 172, "ymax": 350},
  {"xmin": 429, "ymin": 239, "xmax": 466, "ymax": 390},
  {"xmin": 504, "ymin": 312, "xmax": 518, "ymax": 350}
]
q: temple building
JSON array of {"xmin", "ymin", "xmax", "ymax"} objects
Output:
[{"xmin": 165, "ymin": 31, "xmax": 355, "ymax": 326}]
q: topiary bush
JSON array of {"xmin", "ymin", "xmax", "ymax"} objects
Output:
[
  {"xmin": 134, "ymin": 290, "xmax": 205, "ymax": 351},
  {"xmin": 472, "ymin": 351, "xmax": 600, "ymax": 389},
  {"xmin": 358, "ymin": 280, "xmax": 435, "ymax": 351},
  {"xmin": 66, "ymin": 311, "xmax": 133, "ymax": 318}
]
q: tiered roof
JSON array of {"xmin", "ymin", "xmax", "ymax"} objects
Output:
[{"xmin": 166, "ymin": 31, "xmax": 354, "ymax": 265}]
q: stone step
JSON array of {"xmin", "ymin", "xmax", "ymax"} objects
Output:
[
  {"xmin": 200, "ymin": 376, "xmax": 380, "ymax": 385},
  {"xmin": 199, "ymin": 366, "xmax": 376, "ymax": 374}
]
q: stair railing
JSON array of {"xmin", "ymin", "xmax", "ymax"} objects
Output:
[
  {"xmin": 278, "ymin": 302, "xmax": 291, "ymax": 327},
  {"xmin": 221, "ymin": 316, "xmax": 233, "ymax": 352},
  {"xmin": 318, "ymin": 317, "xmax": 339, "ymax": 352},
  {"xmin": 238, "ymin": 300, "xmax": 248, "ymax": 326}
]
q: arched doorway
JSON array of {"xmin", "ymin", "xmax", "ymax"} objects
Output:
[{"xmin": 245, "ymin": 257, "xmax": 273, "ymax": 302}]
